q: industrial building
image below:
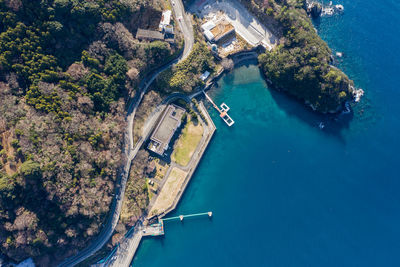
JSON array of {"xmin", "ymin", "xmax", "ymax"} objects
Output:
[
  {"xmin": 136, "ymin": 28, "xmax": 165, "ymax": 41},
  {"xmin": 148, "ymin": 104, "xmax": 186, "ymax": 156}
]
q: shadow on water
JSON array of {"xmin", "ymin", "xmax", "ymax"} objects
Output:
[
  {"xmin": 211, "ymin": 59, "xmax": 354, "ymax": 142},
  {"xmin": 268, "ymin": 86, "xmax": 353, "ymax": 143},
  {"xmin": 234, "ymin": 58, "xmax": 258, "ymax": 69}
]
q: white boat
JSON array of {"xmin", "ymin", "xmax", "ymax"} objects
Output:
[
  {"xmin": 335, "ymin": 4, "xmax": 344, "ymax": 11},
  {"xmin": 336, "ymin": 51, "xmax": 343, "ymax": 57},
  {"xmin": 353, "ymin": 89, "xmax": 364, "ymax": 102},
  {"xmin": 319, "ymin": 122, "xmax": 325, "ymax": 129}
]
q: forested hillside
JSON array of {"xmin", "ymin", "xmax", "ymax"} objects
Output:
[
  {"xmin": 240, "ymin": 0, "xmax": 354, "ymax": 113},
  {"xmin": 0, "ymin": 0, "xmax": 178, "ymax": 264}
]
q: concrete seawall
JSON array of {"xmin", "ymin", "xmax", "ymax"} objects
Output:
[
  {"xmin": 105, "ymin": 101, "xmax": 216, "ymax": 267},
  {"xmin": 160, "ymin": 101, "xmax": 216, "ymax": 218}
]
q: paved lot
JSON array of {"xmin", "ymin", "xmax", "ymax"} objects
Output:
[{"xmin": 193, "ymin": 0, "xmax": 277, "ymax": 50}]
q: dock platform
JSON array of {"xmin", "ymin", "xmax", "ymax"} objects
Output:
[{"xmin": 203, "ymin": 91, "xmax": 234, "ymax": 126}]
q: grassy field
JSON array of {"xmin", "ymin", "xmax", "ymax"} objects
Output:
[
  {"xmin": 172, "ymin": 116, "xmax": 204, "ymax": 166},
  {"xmin": 149, "ymin": 167, "xmax": 188, "ymax": 216}
]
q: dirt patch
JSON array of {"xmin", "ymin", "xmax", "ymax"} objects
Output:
[
  {"xmin": 1, "ymin": 131, "xmax": 20, "ymax": 176},
  {"xmin": 149, "ymin": 167, "xmax": 188, "ymax": 216}
]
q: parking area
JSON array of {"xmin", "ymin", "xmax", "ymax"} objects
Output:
[{"xmin": 191, "ymin": 0, "xmax": 277, "ymax": 50}]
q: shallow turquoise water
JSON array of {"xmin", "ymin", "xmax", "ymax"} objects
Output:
[{"xmin": 133, "ymin": 0, "xmax": 400, "ymax": 266}]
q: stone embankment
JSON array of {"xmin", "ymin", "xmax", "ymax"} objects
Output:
[
  {"xmin": 159, "ymin": 101, "xmax": 216, "ymax": 218},
  {"xmin": 104, "ymin": 98, "xmax": 215, "ymax": 267}
]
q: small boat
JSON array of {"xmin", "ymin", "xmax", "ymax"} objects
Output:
[
  {"xmin": 335, "ymin": 4, "xmax": 344, "ymax": 11},
  {"xmin": 319, "ymin": 122, "xmax": 325, "ymax": 129},
  {"xmin": 336, "ymin": 51, "xmax": 343, "ymax": 58},
  {"xmin": 353, "ymin": 89, "xmax": 364, "ymax": 102}
]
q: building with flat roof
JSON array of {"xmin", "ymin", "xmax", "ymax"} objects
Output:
[
  {"xmin": 136, "ymin": 28, "xmax": 165, "ymax": 41},
  {"xmin": 211, "ymin": 21, "xmax": 235, "ymax": 43},
  {"xmin": 148, "ymin": 104, "xmax": 186, "ymax": 156},
  {"xmin": 159, "ymin": 10, "xmax": 172, "ymax": 30},
  {"xmin": 200, "ymin": 71, "xmax": 210, "ymax": 81},
  {"xmin": 201, "ymin": 19, "xmax": 235, "ymax": 44}
]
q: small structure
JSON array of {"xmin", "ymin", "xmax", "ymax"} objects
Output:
[
  {"xmin": 148, "ymin": 104, "xmax": 186, "ymax": 155},
  {"xmin": 159, "ymin": 10, "xmax": 174, "ymax": 37},
  {"xmin": 201, "ymin": 20, "xmax": 216, "ymax": 32},
  {"xmin": 200, "ymin": 71, "xmax": 210, "ymax": 81},
  {"xmin": 204, "ymin": 30, "xmax": 215, "ymax": 42},
  {"xmin": 159, "ymin": 10, "xmax": 172, "ymax": 31},
  {"xmin": 164, "ymin": 24, "xmax": 174, "ymax": 34},
  {"xmin": 201, "ymin": 20, "xmax": 216, "ymax": 42},
  {"xmin": 136, "ymin": 28, "xmax": 164, "ymax": 41}
]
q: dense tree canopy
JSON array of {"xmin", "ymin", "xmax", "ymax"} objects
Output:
[
  {"xmin": 240, "ymin": 0, "xmax": 354, "ymax": 112},
  {"xmin": 156, "ymin": 42, "xmax": 215, "ymax": 93},
  {"xmin": 0, "ymin": 0, "xmax": 176, "ymax": 264}
]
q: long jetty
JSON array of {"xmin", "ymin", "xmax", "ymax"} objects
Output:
[{"xmin": 163, "ymin": 211, "xmax": 213, "ymax": 222}]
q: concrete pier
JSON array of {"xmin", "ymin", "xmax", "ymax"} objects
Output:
[
  {"xmin": 203, "ymin": 91, "xmax": 234, "ymax": 126},
  {"xmin": 162, "ymin": 211, "xmax": 213, "ymax": 222}
]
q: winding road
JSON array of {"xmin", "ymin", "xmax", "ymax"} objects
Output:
[{"xmin": 58, "ymin": 1, "xmax": 194, "ymax": 266}]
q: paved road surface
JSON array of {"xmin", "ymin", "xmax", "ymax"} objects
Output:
[{"xmin": 57, "ymin": 0, "xmax": 193, "ymax": 266}]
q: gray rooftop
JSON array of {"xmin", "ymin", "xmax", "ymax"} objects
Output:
[
  {"xmin": 149, "ymin": 104, "xmax": 185, "ymax": 155},
  {"xmin": 136, "ymin": 28, "xmax": 164, "ymax": 41}
]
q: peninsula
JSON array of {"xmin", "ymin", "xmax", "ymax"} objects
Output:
[
  {"xmin": 0, "ymin": 0, "xmax": 360, "ymax": 265},
  {"xmin": 239, "ymin": 0, "xmax": 357, "ymax": 113}
]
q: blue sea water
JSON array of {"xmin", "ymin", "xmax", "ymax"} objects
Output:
[{"xmin": 133, "ymin": 0, "xmax": 400, "ymax": 266}]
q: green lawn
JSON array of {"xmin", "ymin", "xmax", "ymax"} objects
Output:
[{"xmin": 172, "ymin": 117, "xmax": 204, "ymax": 166}]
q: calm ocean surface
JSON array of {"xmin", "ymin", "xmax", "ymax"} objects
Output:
[{"xmin": 133, "ymin": 0, "xmax": 400, "ymax": 266}]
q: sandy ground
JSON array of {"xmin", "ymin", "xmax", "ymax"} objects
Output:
[{"xmin": 149, "ymin": 167, "xmax": 188, "ymax": 216}]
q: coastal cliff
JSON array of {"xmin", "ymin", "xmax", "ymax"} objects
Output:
[{"xmin": 239, "ymin": 0, "xmax": 354, "ymax": 113}]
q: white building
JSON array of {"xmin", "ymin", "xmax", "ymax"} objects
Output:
[
  {"xmin": 159, "ymin": 10, "xmax": 172, "ymax": 31},
  {"xmin": 164, "ymin": 24, "xmax": 174, "ymax": 34},
  {"xmin": 201, "ymin": 21, "xmax": 216, "ymax": 41},
  {"xmin": 200, "ymin": 71, "xmax": 210, "ymax": 81}
]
